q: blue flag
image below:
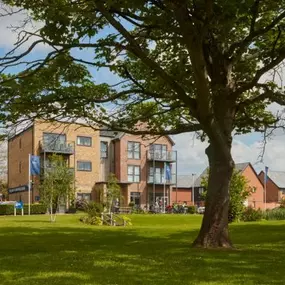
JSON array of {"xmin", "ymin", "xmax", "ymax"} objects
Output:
[
  {"xmin": 165, "ymin": 163, "xmax": 171, "ymax": 181},
  {"xmin": 264, "ymin": 166, "xmax": 269, "ymax": 183},
  {"xmin": 30, "ymin": 155, "xmax": 41, "ymax": 175}
]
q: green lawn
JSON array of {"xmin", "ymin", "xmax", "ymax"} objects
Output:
[{"xmin": 0, "ymin": 214, "xmax": 285, "ymax": 285}]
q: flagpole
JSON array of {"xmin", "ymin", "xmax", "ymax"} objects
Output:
[
  {"xmin": 28, "ymin": 153, "xmax": 31, "ymax": 215},
  {"xmin": 163, "ymin": 162, "xmax": 166, "ymax": 213},
  {"xmin": 264, "ymin": 166, "xmax": 268, "ymax": 211},
  {"xmin": 192, "ymin": 173, "xmax": 195, "ymax": 206}
]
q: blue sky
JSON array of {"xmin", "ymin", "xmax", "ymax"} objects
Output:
[{"xmin": 1, "ymin": 5, "xmax": 285, "ymax": 177}]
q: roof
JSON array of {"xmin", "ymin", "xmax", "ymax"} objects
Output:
[
  {"xmin": 235, "ymin": 162, "xmax": 250, "ymax": 172},
  {"xmin": 178, "ymin": 162, "xmax": 252, "ymax": 188},
  {"xmin": 99, "ymin": 130, "xmax": 122, "ymax": 138},
  {"xmin": 263, "ymin": 170, "xmax": 285, "ymax": 189},
  {"xmin": 176, "ymin": 175, "xmax": 193, "ymax": 188},
  {"xmin": 100, "ymin": 129, "xmax": 174, "ymax": 145}
]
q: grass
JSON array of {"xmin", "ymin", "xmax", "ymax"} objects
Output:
[{"xmin": 0, "ymin": 214, "xmax": 285, "ymax": 285}]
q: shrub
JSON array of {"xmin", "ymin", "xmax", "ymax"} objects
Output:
[
  {"xmin": 84, "ymin": 201, "xmax": 103, "ymax": 217},
  {"xmin": 80, "ymin": 216, "xmax": 102, "ymax": 225},
  {"xmin": 66, "ymin": 206, "xmax": 76, "ymax": 214},
  {"xmin": 131, "ymin": 206, "xmax": 145, "ymax": 214},
  {"xmin": 0, "ymin": 204, "xmax": 47, "ymax": 215},
  {"xmin": 242, "ymin": 207, "xmax": 263, "ymax": 222},
  {"xmin": 187, "ymin": 206, "xmax": 196, "ymax": 214},
  {"xmin": 264, "ymin": 208, "xmax": 285, "ymax": 220},
  {"xmin": 121, "ymin": 215, "xmax": 132, "ymax": 226},
  {"xmin": 128, "ymin": 202, "xmax": 135, "ymax": 208},
  {"xmin": 280, "ymin": 198, "xmax": 285, "ymax": 209},
  {"xmin": 76, "ymin": 199, "xmax": 88, "ymax": 210}
]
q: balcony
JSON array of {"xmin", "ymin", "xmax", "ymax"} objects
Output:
[
  {"xmin": 147, "ymin": 150, "xmax": 177, "ymax": 162},
  {"xmin": 40, "ymin": 141, "xmax": 74, "ymax": 155},
  {"xmin": 43, "ymin": 166, "xmax": 75, "ymax": 176},
  {"xmin": 148, "ymin": 173, "xmax": 177, "ymax": 185}
]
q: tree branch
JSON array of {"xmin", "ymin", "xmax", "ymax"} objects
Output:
[
  {"xmin": 228, "ymin": 10, "xmax": 285, "ymax": 59},
  {"xmin": 95, "ymin": 1, "xmax": 195, "ymax": 113}
]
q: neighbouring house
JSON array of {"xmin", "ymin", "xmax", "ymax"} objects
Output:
[
  {"xmin": 7, "ymin": 120, "xmax": 177, "ymax": 208},
  {"xmin": 258, "ymin": 170, "xmax": 285, "ymax": 205},
  {"xmin": 177, "ymin": 162, "xmax": 265, "ymax": 209},
  {"xmin": 172, "ymin": 175, "xmax": 205, "ymax": 206}
]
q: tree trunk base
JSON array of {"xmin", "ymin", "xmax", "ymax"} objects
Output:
[{"xmin": 192, "ymin": 233, "xmax": 233, "ymax": 249}]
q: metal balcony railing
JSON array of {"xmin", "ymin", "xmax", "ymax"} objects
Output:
[
  {"xmin": 43, "ymin": 166, "xmax": 75, "ymax": 176},
  {"xmin": 148, "ymin": 173, "xmax": 177, "ymax": 185},
  {"xmin": 40, "ymin": 140, "xmax": 74, "ymax": 154},
  {"xmin": 147, "ymin": 150, "xmax": 177, "ymax": 162}
]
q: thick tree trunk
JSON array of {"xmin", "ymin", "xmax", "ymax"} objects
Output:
[{"xmin": 193, "ymin": 142, "xmax": 234, "ymax": 248}]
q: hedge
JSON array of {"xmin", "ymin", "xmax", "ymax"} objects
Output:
[{"xmin": 0, "ymin": 204, "xmax": 47, "ymax": 215}]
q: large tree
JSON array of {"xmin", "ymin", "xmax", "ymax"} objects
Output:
[{"xmin": 1, "ymin": 1, "xmax": 285, "ymax": 247}]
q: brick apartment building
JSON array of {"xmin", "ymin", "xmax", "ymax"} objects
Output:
[
  {"xmin": 8, "ymin": 120, "xmax": 100, "ymax": 204},
  {"xmin": 98, "ymin": 131, "xmax": 177, "ymax": 207},
  {"xmin": 8, "ymin": 120, "xmax": 177, "ymax": 208}
]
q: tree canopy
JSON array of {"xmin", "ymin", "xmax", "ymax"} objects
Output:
[{"xmin": 1, "ymin": 0, "xmax": 285, "ymax": 247}]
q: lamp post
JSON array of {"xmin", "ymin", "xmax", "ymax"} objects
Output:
[{"xmin": 192, "ymin": 173, "xmax": 195, "ymax": 206}]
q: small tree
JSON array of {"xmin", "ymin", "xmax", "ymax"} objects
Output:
[
  {"xmin": 97, "ymin": 173, "xmax": 122, "ymax": 213},
  {"xmin": 0, "ymin": 180, "xmax": 8, "ymax": 200},
  {"xmin": 202, "ymin": 169, "xmax": 251, "ymax": 222},
  {"xmin": 39, "ymin": 154, "xmax": 74, "ymax": 222}
]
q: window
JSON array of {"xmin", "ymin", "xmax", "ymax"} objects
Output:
[
  {"xmin": 149, "ymin": 167, "xmax": 164, "ymax": 184},
  {"xmin": 19, "ymin": 161, "xmax": 22, "ymax": 173},
  {"xmin": 100, "ymin": 141, "xmax": 108, "ymax": 158},
  {"xmin": 199, "ymin": 188, "xmax": 204, "ymax": 194},
  {"xmin": 127, "ymin": 142, "xmax": 140, "ymax": 159},
  {"xmin": 77, "ymin": 193, "xmax": 91, "ymax": 201},
  {"xmin": 149, "ymin": 144, "xmax": 167, "ymax": 159},
  {"xmin": 77, "ymin": 136, "xmax": 92, "ymax": 146},
  {"xmin": 77, "ymin": 161, "xmax": 92, "ymax": 171},
  {"xmin": 128, "ymin": 165, "xmax": 140, "ymax": 182}
]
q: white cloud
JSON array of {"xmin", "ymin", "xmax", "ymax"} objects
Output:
[
  {"xmin": 0, "ymin": 3, "xmax": 48, "ymax": 51},
  {"xmin": 173, "ymin": 130, "xmax": 285, "ymax": 176}
]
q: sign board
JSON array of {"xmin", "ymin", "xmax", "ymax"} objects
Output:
[
  {"xmin": 15, "ymin": 201, "xmax": 24, "ymax": 210},
  {"xmin": 8, "ymin": 185, "xmax": 28, "ymax": 194}
]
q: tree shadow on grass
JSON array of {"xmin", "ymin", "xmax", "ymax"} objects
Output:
[{"xmin": 0, "ymin": 222, "xmax": 284, "ymax": 285}]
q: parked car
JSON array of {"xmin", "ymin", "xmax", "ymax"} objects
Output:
[{"xmin": 197, "ymin": 206, "xmax": 205, "ymax": 214}]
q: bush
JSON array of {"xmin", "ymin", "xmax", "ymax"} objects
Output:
[
  {"xmin": 66, "ymin": 207, "xmax": 76, "ymax": 214},
  {"xmin": 128, "ymin": 202, "xmax": 135, "ymax": 208},
  {"xmin": 242, "ymin": 207, "xmax": 263, "ymax": 222},
  {"xmin": 84, "ymin": 201, "xmax": 103, "ymax": 217},
  {"xmin": 80, "ymin": 216, "xmax": 102, "ymax": 225},
  {"xmin": 187, "ymin": 206, "xmax": 196, "ymax": 214},
  {"xmin": 76, "ymin": 199, "xmax": 88, "ymax": 210},
  {"xmin": 280, "ymin": 198, "xmax": 285, "ymax": 209},
  {"xmin": 121, "ymin": 215, "xmax": 132, "ymax": 226},
  {"xmin": 0, "ymin": 204, "xmax": 47, "ymax": 215},
  {"xmin": 264, "ymin": 208, "xmax": 285, "ymax": 220}
]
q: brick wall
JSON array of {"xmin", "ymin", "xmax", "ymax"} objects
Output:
[
  {"xmin": 115, "ymin": 134, "xmax": 173, "ymax": 205},
  {"xmin": 171, "ymin": 188, "xmax": 192, "ymax": 205},
  {"xmin": 242, "ymin": 165, "xmax": 264, "ymax": 209},
  {"xmin": 258, "ymin": 171, "xmax": 281, "ymax": 203},
  {"xmin": 34, "ymin": 120, "xmax": 100, "ymax": 195},
  {"xmin": 8, "ymin": 127, "xmax": 33, "ymax": 202},
  {"xmin": 8, "ymin": 121, "xmax": 100, "ymax": 203}
]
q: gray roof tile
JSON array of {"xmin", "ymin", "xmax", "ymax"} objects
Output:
[
  {"xmin": 266, "ymin": 170, "xmax": 285, "ymax": 188},
  {"xmin": 177, "ymin": 162, "xmax": 251, "ymax": 188}
]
